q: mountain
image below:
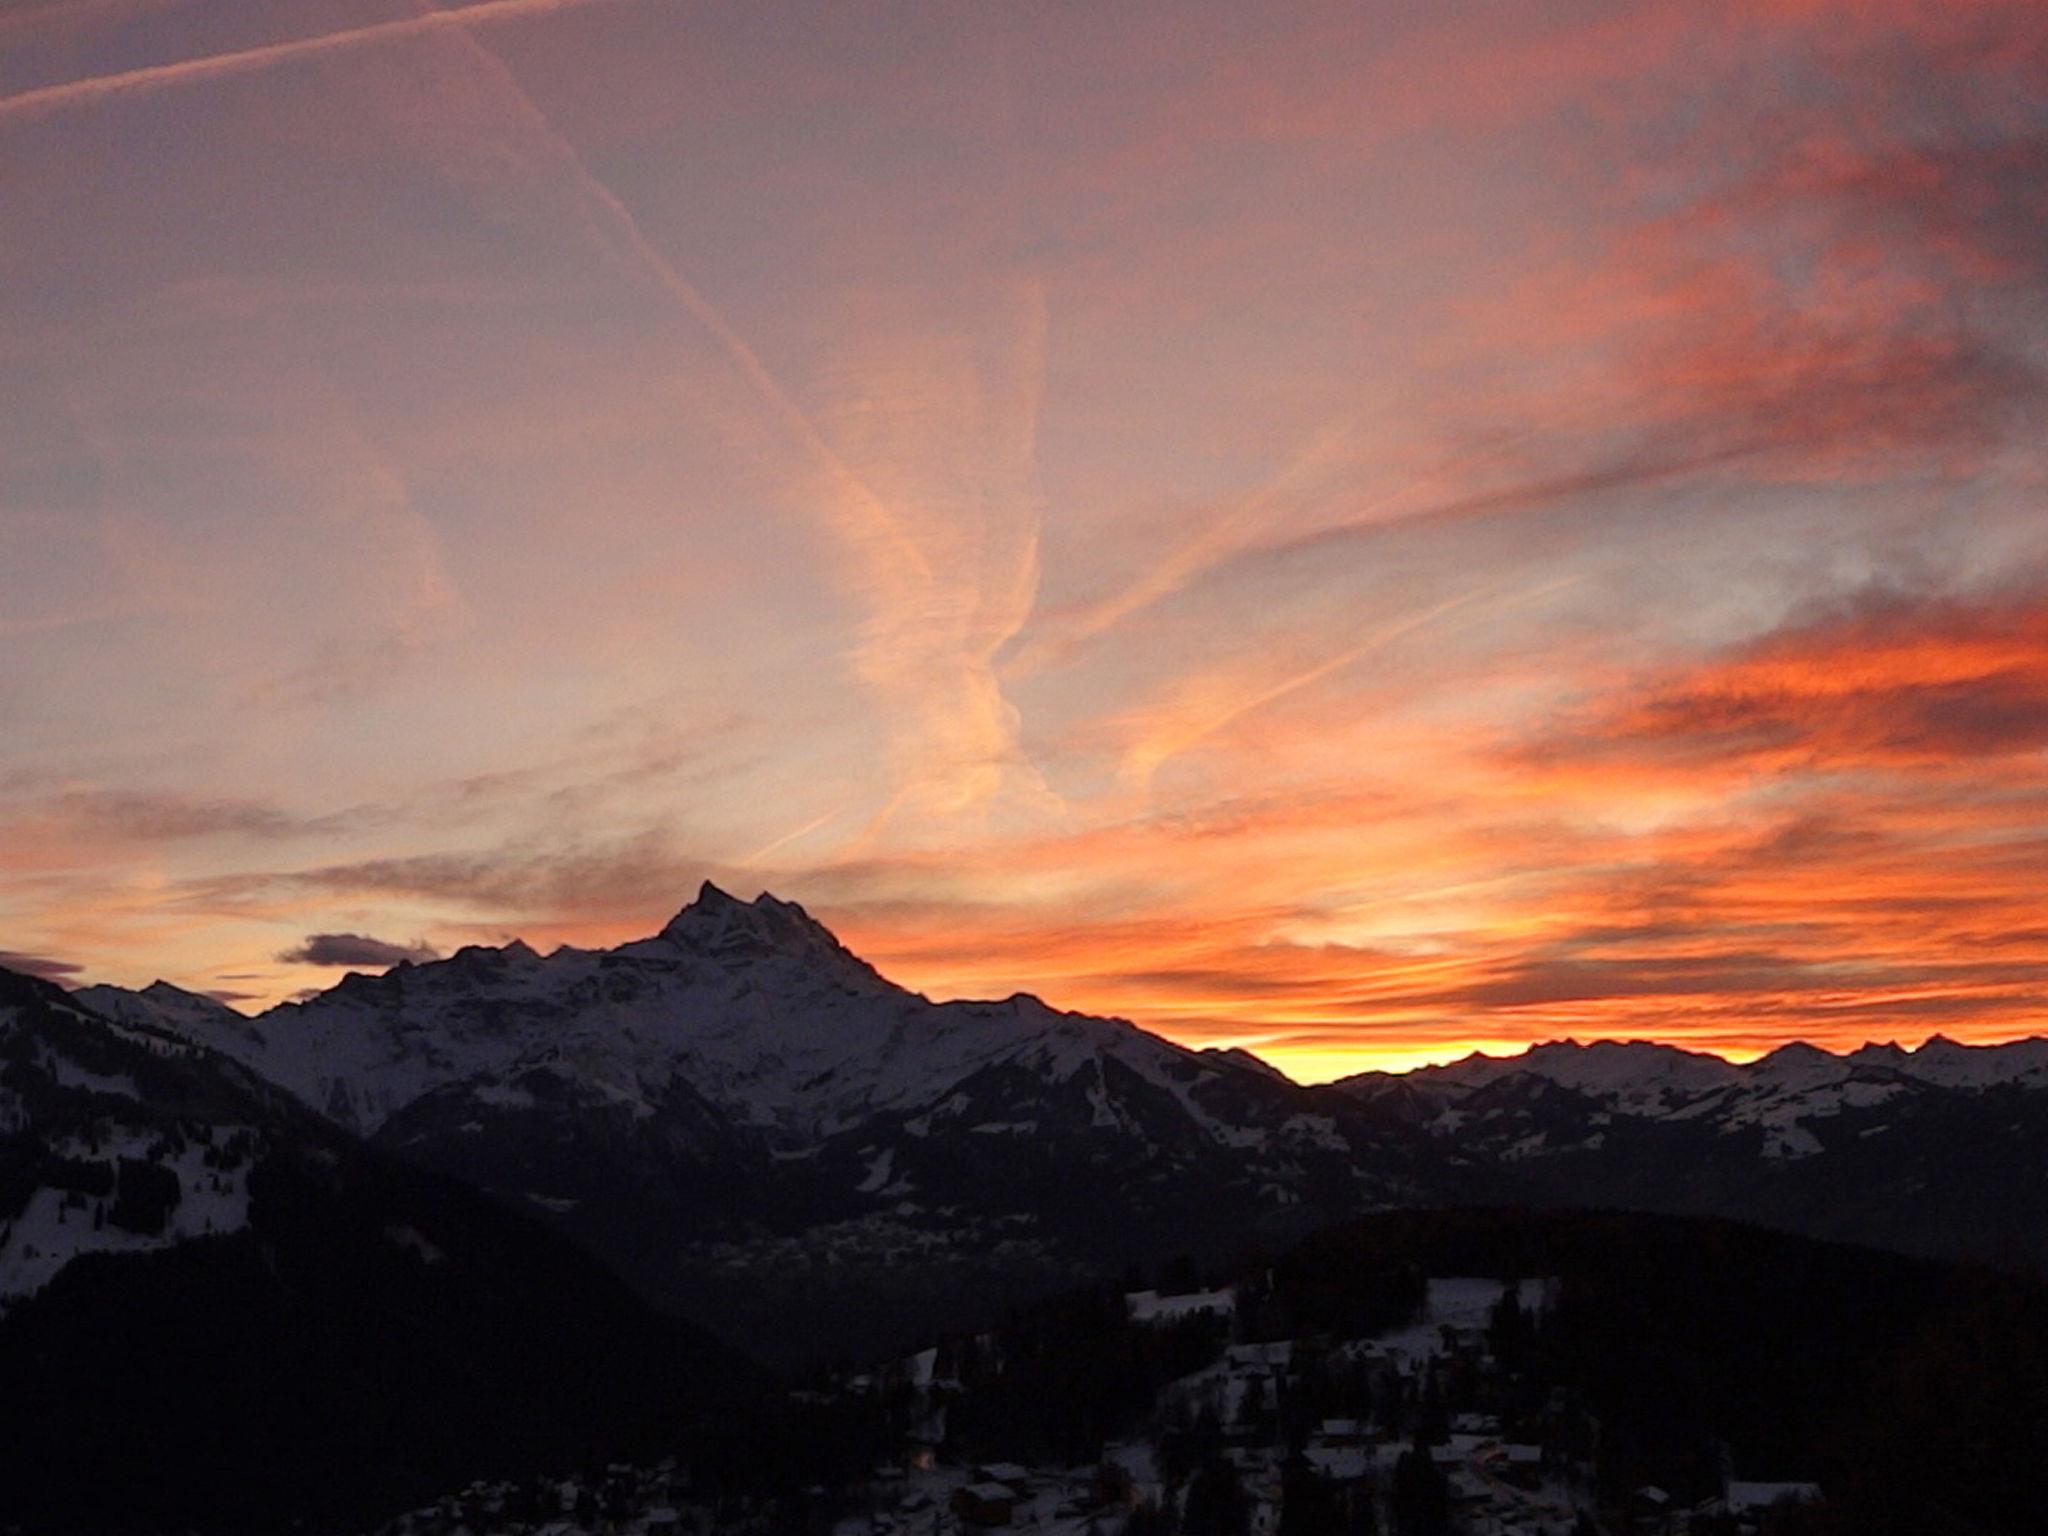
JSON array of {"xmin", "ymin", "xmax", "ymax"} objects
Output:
[
  {"xmin": 0, "ymin": 964, "xmax": 752, "ymax": 1534},
  {"xmin": 83, "ymin": 884, "xmax": 1463, "ymax": 1363},
  {"xmin": 86, "ymin": 889, "xmax": 2048, "ymax": 1365},
  {"xmin": 1333, "ymin": 1035, "xmax": 2048, "ymax": 1261}
]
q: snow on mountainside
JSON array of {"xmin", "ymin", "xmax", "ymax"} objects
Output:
[
  {"xmin": 1333, "ymin": 1032, "xmax": 2048, "ymax": 1155},
  {"xmin": 0, "ymin": 970, "xmax": 281, "ymax": 1311},
  {"xmin": 1409, "ymin": 1038, "xmax": 1744, "ymax": 1106},
  {"xmin": 72, "ymin": 977, "xmax": 261, "ymax": 1047},
  {"xmin": 1335, "ymin": 1032, "xmax": 2048, "ymax": 1166},
  {"xmin": 1330, "ymin": 1029, "xmax": 2048, "ymax": 1274},
  {"xmin": 1336, "ymin": 1033, "xmax": 2048, "ymax": 1102},
  {"xmin": 108, "ymin": 883, "xmax": 1286, "ymax": 1152}
]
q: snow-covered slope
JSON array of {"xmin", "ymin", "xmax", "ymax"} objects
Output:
[
  {"xmin": 1329, "ymin": 1030, "xmax": 2048, "ymax": 1271},
  {"xmin": 1341, "ymin": 1032, "xmax": 2048, "ymax": 1106},
  {"xmin": 1334, "ymin": 1031, "xmax": 2048, "ymax": 1146},
  {"xmin": 0, "ymin": 973, "xmax": 261, "ymax": 1309},
  {"xmin": 1407, "ymin": 1039, "xmax": 1744, "ymax": 1107},
  {"xmin": 112, "ymin": 884, "xmax": 1286, "ymax": 1152}
]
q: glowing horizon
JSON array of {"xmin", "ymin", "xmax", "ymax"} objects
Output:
[{"xmin": 3, "ymin": 0, "xmax": 2045, "ymax": 1078}]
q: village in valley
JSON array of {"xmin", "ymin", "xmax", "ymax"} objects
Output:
[{"xmin": 375, "ymin": 1271, "xmax": 1825, "ymax": 1536}]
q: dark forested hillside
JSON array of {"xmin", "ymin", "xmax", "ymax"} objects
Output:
[
  {"xmin": 895, "ymin": 1209, "xmax": 2048, "ymax": 1536},
  {"xmin": 1279, "ymin": 1209, "xmax": 2048, "ymax": 1535},
  {"xmin": 0, "ymin": 967, "xmax": 760, "ymax": 1535}
]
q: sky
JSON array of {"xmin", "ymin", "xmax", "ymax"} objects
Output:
[{"xmin": 2, "ymin": 0, "xmax": 2044, "ymax": 1079}]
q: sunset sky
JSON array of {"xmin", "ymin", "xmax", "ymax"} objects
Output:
[{"xmin": 2, "ymin": 0, "xmax": 2044, "ymax": 1078}]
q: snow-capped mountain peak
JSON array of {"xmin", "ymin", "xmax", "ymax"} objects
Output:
[
  {"xmin": 1405, "ymin": 1037, "xmax": 1745, "ymax": 1106},
  {"xmin": 641, "ymin": 881, "xmax": 895, "ymax": 995},
  {"xmin": 1747, "ymin": 1040, "xmax": 1846, "ymax": 1088}
]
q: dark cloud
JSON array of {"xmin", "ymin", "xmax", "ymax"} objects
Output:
[
  {"xmin": 0, "ymin": 948, "xmax": 83, "ymax": 981},
  {"xmin": 1090, "ymin": 967, "xmax": 1327, "ymax": 998},
  {"xmin": 277, "ymin": 932, "xmax": 441, "ymax": 967},
  {"xmin": 201, "ymin": 989, "xmax": 259, "ymax": 1005},
  {"xmin": 1364, "ymin": 945, "xmax": 2048, "ymax": 1020}
]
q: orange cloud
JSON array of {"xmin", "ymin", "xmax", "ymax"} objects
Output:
[{"xmin": 1532, "ymin": 587, "xmax": 2048, "ymax": 778}]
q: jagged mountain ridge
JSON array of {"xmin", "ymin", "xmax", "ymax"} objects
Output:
[
  {"xmin": 85, "ymin": 884, "xmax": 1305, "ymax": 1146},
  {"xmin": 1334, "ymin": 1034, "xmax": 2048, "ymax": 1264},
  {"xmin": 1333, "ymin": 1031, "xmax": 2048, "ymax": 1157},
  {"xmin": 78, "ymin": 885, "xmax": 2048, "ymax": 1363}
]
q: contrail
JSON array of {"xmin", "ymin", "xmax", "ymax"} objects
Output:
[
  {"xmin": 417, "ymin": 13, "xmax": 937, "ymax": 584},
  {"xmin": 0, "ymin": 0, "xmax": 639, "ymax": 125},
  {"xmin": 1119, "ymin": 574, "xmax": 1585, "ymax": 796},
  {"xmin": 734, "ymin": 807, "xmax": 842, "ymax": 868},
  {"xmin": 3, "ymin": 0, "xmax": 932, "ymax": 583}
]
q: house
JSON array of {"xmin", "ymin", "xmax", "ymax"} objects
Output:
[
  {"xmin": 1630, "ymin": 1486, "xmax": 1675, "ymax": 1531},
  {"xmin": 1104, "ymin": 1441, "xmax": 1167, "ymax": 1508},
  {"xmin": 1228, "ymin": 1341, "xmax": 1292, "ymax": 1369},
  {"xmin": 1447, "ymin": 1469, "xmax": 1492, "ymax": 1505},
  {"xmin": 1125, "ymin": 1286, "xmax": 1237, "ymax": 1325},
  {"xmin": 1496, "ymin": 1443, "xmax": 1545, "ymax": 1487},
  {"xmin": 1304, "ymin": 1446, "xmax": 1372, "ymax": 1483},
  {"xmin": 952, "ymin": 1484, "xmax": 1019, "ymax": 1527}
]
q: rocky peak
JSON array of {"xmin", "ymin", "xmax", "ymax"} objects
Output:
[
  {"xmin": 657, "ymin": 882, "xmax": 889, "ymax": 991},
  {"xmin": 1751, "ymin": 1039, "xmax": 1840, "ymax": 1074}
]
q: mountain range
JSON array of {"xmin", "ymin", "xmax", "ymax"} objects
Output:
[{"xmin": 29, "ymin": 882, "xmax": 2048, "ymax": 1365}]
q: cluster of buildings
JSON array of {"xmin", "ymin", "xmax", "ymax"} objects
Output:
[
  {"xmin": 375, "ymin": 1462, "xmax": 701, "ymax": 1536},
  {"xmin": 363, "ymin": 1276, "xmax": 1826, "ymax": 1536},
  {"xmin": 836, "ymin": 1275, "xmax": 1824, "ymax": 1536}
]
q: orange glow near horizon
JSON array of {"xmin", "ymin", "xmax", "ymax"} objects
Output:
[{"xmin": 2, "ymin": 0, "xmax": 2045, "ymax": 1074}]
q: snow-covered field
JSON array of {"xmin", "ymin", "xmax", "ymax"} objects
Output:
[{"xmin": 0, "ymin": 1129, "xmax": 253, "ymax": 1307}]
